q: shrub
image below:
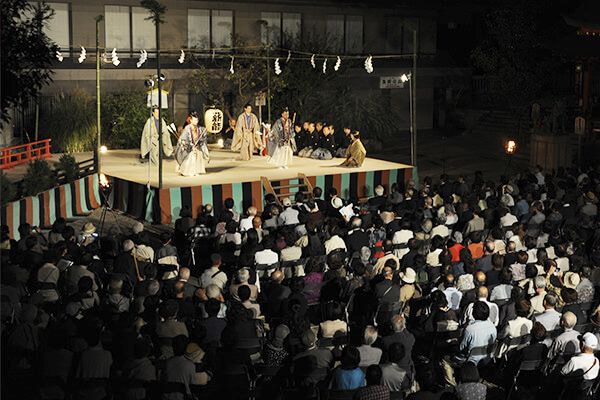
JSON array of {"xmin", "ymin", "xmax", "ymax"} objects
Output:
[
  {"xmin": 39, "ymin": 88, "xmax": 96, "ymax": 152},
  {"xmin": 1, "ymin": 171, "xmax": 16, "ymax": 206},
  {"xmin": 55, "ymin": 153, "xmax": 79, "ymax": 183},
  {"xmin": 23, "ymin": 159, "xmax": 56, "ymax": 196},
  {"xmin": 102, "ymin": 89, "xmax": 171, "ymax": 149}
]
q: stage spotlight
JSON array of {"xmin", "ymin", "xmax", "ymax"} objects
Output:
[
  {"xmin": 100, "ymin": 146, "xmax": 108, "ymax": 153},
  {"xmin": 144, "ymin": 79, "xmax": 154, "ymax": 88},
  {"xmin": 506, "ymin": 140, "xmax": 516, "ymax": 154},
  {"xmin": 159, "ymin": 74, "xmax": 165, "ymax": 81},
  {"xmin": 218, "ymin": 139, "xmax": 224, "ymax": 147}
]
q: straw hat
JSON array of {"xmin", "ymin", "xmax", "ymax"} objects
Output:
[
  {"xmin": 563, "ymin": 272, "xmax": 581, "ymax": 289},
  {"xmin": 82, "ymin": 222, "xmax": 96, "ymax": 235},
  {"xmin": 400, "ymin": 268, "xmax": 416, "ymax": 284}
]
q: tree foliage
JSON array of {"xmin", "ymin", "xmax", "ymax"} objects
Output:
[
  {"xmin": 55, "ymin": 154, "xmax": 79, "ymax": 183},
  {"xmin": 39, "ymin": 88, "xmax": 96, "ymax": 152},
  {"xmin": 1, "ymin": 171, "xmax": 16, "ymax": 206},
  {"xmin": 102, "ymin": 89, "xmax": 172, "ymax": 149},
  {"xmin": 187, "ymin": 34, "xmax": 285, "ymax": 121},
  {"xmin": 23, "ymin": 159, "xmax": 56, "ymax": 197},
  {"xmin": 470, "ymin": 0, "xmax": 561, "ymax": 107},
  {"xmin": 140, "ymin": 0, "xmax": 167, "ymax": 24},
  {"xmin": 1, "ymin": 0, "xmax": 58, "ymax": 125}
]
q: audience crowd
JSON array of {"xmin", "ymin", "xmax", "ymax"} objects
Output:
[{"xmin": 2, "ymin": 163, "xmax": 600, "ymax": 400}]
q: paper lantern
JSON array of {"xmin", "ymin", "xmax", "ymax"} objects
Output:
[{"xmin": 205, "ymin": 108, "xmax": 224, "ymax": 134}]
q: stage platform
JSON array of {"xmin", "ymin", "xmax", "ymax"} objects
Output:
[
  {"xmin": 102, "ymin": 146, "xmax": 413, "ymax": 224},
  {"xmin": 1, "ymin": 147, "xmax": 412, "ymax": 238},
  {"xmin": 101, "ymin": 146, "xmax": 411, "ymax": 189}
]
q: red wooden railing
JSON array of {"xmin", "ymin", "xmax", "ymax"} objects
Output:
[{"xmin": 0, "ymin": 139, "xmax": 52, "ymax": 169}]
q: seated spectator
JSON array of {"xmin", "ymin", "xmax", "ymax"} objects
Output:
[
  {"xmin": 456, "ymin": 362, "xmax": 487, "ymax": 400},
  {"xmin": 329, "ymin": 346, "xmax": 365, "ymax": 390},
  {"xmin": 357, "ymin": 325, "xmax": 383, "ymax": 367},
  {"xmin": 239, "ymin": 285, "xmax": 261, "ymax": 319},
  {"xmin": 381, "ymin": 343, "xmax": 411, "ymax": 393},
  {"xmin": 355, "ymin": 365, "xmax": 391, "ymax": 400},
  {"xmin": 229, "ymin": 268, "xmax": 259, "ymax": 302}
]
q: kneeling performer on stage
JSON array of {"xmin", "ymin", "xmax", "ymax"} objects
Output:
[
  {"xmin": 140, "ymin": 106, "xmax": 173, "ymax": 163},
  {"xmin": 175, "ymin": 111, "xmax": 210, "ymax": 176},
  {"xmin": 268, "ymin": 107, "xmax": 295, "ymax": 169},
  {"xmin": 340, "ymin": 131, "xmax": 366, "ymax": 167}
]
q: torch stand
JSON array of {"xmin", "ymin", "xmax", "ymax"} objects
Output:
[{"xmin": 99, "ymin": 179, "xmax": 123, "ymax": 237}]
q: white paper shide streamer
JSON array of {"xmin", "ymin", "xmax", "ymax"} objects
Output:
[
  {"xmin": 178, "ymin": 50, "xmax": 185, "ymax": 64},
  {"xmin": 334, "ymin": 56, "xmax": 341, "ymax": 71},
  {"xmin": 136, "ymin": 50, "xmax": 148, "ymax": 68},
  {"xmin": 310, "ymin": 54, "xmax": 316, "ymax": 69},
  {"xmin": 286, "ymin": 50, "xmax": 291, "ymax": 63},
  {"xmin": 364, "ymin": 56, "xmax": 373, "ymax": 73},
  {"xmin": 230, "ymin": 56, "xmax": 235, "ymax": 74},
  {"xmin": 56, "ymin": 51, "xmax": 63, "ymax": 62},
  {"xmin": 322, "ymin": 58, "xmax": 327, "ymax": 74},
  {"xmin": 111, "ymin": 48, "xmax": 120, "ymax": 66},
  {"xmin": 275, "ymin": 58, "xmax": 282, "ymax": 75},
  {"xmin": 78, "ymin": 46, "xmax": 86, "ymax": 63}
]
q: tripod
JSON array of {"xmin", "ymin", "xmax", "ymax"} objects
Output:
[{"xmin": 98, "ymin": 183, "xmax": 123, "ymax": 237}]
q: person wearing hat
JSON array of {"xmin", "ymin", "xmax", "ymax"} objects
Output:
[
  {"xmin": 279, "ymin": 197, "xmax": 300, "ymax": 226},
  {"xmin": 339, "ymin": 131, "xmax": 366, "ymax": 167},
  {"xmin": 560, "ymin": 332, "xmax": 599, "ymax": 382},
  {"xmin": 75, "ymin": 222, "xmax": 97, "ymax": 246},
  {"xmin": 140, "ymin": 106, "xmax": 173, "ymax": 164},
  {"xmin": 232, "ymin": 103, "xmax": 263, "ymax": 161},
  {"xmin": 580, "ymin": 191, "xmax": 598, "ymax": 218},
  {"xmin": 174, "ymin": 111, "xmax": 210, "ymax": 176},
  {"xmin": 268, "ymin": 107, "xmax": 295, "ymax": 168},
  {"xmin": 399, "ymin": 267, "xmax": 417, "ymax": 305},
  {"xmin": 185, "ymin": 342, "xmax": 212, "ymax": 386}
]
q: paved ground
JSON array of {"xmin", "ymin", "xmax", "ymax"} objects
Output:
[{"xmin": 370, "ymin": 129, "xmax": 531, "ymax": 183}]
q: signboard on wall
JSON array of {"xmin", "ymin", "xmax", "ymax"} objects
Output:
[{"xmin": 379, "ymin": 76, "xmax": 405, "ymax": 89}]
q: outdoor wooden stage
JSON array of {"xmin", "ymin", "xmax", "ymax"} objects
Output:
[{"xmin": 101, "ymin": 146, "xmax": 413, "ymax": 224}]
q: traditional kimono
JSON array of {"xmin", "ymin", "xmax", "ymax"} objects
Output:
[
  {"xmin": 340, "ymin": 138, "xmax": 366, "ymax": 167},
  {"xmin": 298, "ymin": 129, "xmax": 319, "ymax": 157},
  {"xmin": 311, "ymin": 133, "xmax": 336, "ymax": 160},
  {"xmin": 268, "ymin": 117, "xmax": 295, "ymax": 168},
  {"xmin": 231, "ymin": 112, "xmax": 263, "ymax": 161},
  {"xmin": 140, "ymin": 115, "xmax": 173, "ymax": 164},
  {"xmin": 175, "ymin": 124, "xmax": 210, "ymax": 176}
]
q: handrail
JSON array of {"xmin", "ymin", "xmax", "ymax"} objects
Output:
[{"xmin": 1, "ymin": 139, "xmax": 52, "ymax": 169}]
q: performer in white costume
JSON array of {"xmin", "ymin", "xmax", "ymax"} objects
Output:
[
  {"xmin": 268, "ymin": 107, "xmax": 295, "ymax": 169},
  {"xmin": 174, "ymin": 112, "xmax": 210, "ymax": 176},
  {"xmin": 140, "ymin": 107, "xmax": 173, "ymax": 164}
]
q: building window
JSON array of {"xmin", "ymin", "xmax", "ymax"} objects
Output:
[
  {"xmin": 345, "ymin": 16, "xmax": 363, "ymax": 54},
  {"xmin": 105, "ymin": 5, "xmax": 130, "ymax": 52},
  {"xmin": 188, "ymin": 9, "xmax": 233, "ymax": 48},
  {"xmin": 132, "ymin": 6, "xmax": 156, "ymax": 53},
  {"xmin": 212, "ymin": 10, "xmax": 233, "ymax": 47},
  {"xmin": 326, "ymin": 15, "xmax": 363, "ymax": 54},
  {"xmin": 45, "ymin": 2, "xmax": 70, "ymax": 55},
  {"xmin": 261, "ymin": 12, "xmax": 301, "ymax": 47}
]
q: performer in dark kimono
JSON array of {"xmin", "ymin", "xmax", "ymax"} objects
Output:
[
  {"xmin": 311, "ymin": 125, "xmax": 336, "ymax": 160},
  {"xmin": 175, "ymin": 112, "xmax": 210, "ymax": 176},
  {"xmin": 268, "ymin": 107, "xmax": 295, "ymax": 169}
]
